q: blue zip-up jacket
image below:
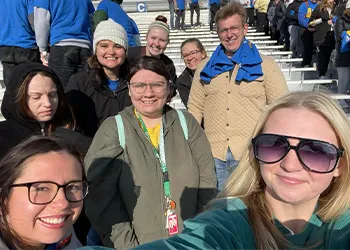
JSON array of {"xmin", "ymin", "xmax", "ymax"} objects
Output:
[
  {"xmin": 0, "ymin": 0, "xmax": 36, "ymax": 48},
  {"xmin": 97, "ymin": 0, "xmax": 136, "ymax": 47},
  {"xmin": 298, "ymin": 0, "xmax": 318, "ymax": 28}
]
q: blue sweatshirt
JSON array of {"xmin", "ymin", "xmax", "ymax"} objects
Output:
[
  {"xmin": 97, "ymin": 0, "xmax": 137, "ymax": 47},
  {"xmin": 298, "ymin": 0, "xmax": 318, "ymax": 28},
  {"xmin": 34, "ymin": 0, "xmax": 95, "ymax": 51},
  {"xmin": 191, "ymin": 0, "xmax": 199, "ymax": 4},
  {"xmin": 0, "ymin": 0, "xmax": 36, "ymax": 48},
  {"xmin": 209, "ymin": 0, "xmax": 221, "ymax": 6},
  {"xmin": 176, "ymin": 0, "xmax": 186, "ymax": 10}
]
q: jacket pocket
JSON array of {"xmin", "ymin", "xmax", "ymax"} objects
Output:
[
  {"xmin": 239, "ymin": 77, "xmax": 264, "ymax": 98},
  {"xmin": 203, "ymin": 83, "xmax": 219, "ymax": 95}
]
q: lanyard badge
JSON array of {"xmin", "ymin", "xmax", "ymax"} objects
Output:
[{"xmin": 136, "ymin": 110, "xmax": 179, "ymax": 236}]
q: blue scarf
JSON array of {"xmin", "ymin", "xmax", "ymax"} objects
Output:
[{"xmin": 200, "ymin": 39, "xmax": 263, "ymax": 84}]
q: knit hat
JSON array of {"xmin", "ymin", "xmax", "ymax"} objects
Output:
[
  {"xmin": 93, "ymin": 19, "xmax": 128, "ymax": 53},
  {"xmin": 148, "ymin": 21, "xmax": 170, "ymax": 35},
  {"xmin": 347, "ymin": 0, "xmax": 350, "ymax": 9}
]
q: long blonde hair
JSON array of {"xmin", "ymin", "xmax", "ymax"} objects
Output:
[{"xmin": 216, "ymin": 91, "xmax": 350, "ymax": 249}]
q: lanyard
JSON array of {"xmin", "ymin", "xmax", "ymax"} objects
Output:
[{"xmin": 135, "ymin": 111, "xmax": 171, "ymax": 198}]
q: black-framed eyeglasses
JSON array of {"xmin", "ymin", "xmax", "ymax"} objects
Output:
[
  {"xmin": 181, "ymin": 50, "xmax": 202, "ymax": 59},
  {"xmin": 251, "ymin": 133, "xmax": 344, "ymax": 174},
  {"xmin": 11, "ymin": 180, "xmax": 89, "ymax": 205},
  {"xmin": 129, "ymin": 81, "xmax": 168, "ymax": 94}
]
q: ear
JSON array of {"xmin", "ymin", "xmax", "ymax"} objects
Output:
[
  {"xmin": 333, "ymin": 157, "xmax": 345, "ymax": 177},
  {"xmin": 243, "ymin": 23, "xmax": 249, "ymax": 36}
]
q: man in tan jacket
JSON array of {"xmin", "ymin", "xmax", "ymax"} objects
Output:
[{"xmin": 188, "ymin": 1, "xmax": 288, "ymax": 191}]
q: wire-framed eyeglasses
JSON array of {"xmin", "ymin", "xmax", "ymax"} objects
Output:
[
  {"xmin": 129, "ymin": 81, "xmax": 168, "ymax": 94},
  {"xmin": 10, "ymin": 180, "xmax": 89, "ymax": 205}
]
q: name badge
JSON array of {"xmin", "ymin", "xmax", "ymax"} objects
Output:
[{"xmin": 168, "ymin": 213, "xmax": 179, "ymax": 236}]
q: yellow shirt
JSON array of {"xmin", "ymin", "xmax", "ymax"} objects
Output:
[{"xmin": 147, "ymin": 124, "xmax": 160, "ymax": 149}]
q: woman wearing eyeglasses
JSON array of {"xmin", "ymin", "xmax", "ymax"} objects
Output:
[
  {"xmin": 84, "ymin": 56, "xmax": 217, "ymax": 249},
  {"xmin": 177, "ymin": 38, "xmax": 207, "ymax": 107},
  {"xmin": 0, "ymin": 136, "xmax": 89, "ymax": 249},
  {"xmin": 130, "ymin": 91, "xmax": 350, "ymax": 250}
]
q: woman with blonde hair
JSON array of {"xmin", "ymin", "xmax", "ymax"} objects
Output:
[{"xmin": 130, "ymin": 91, "xmax": 350, "ymax": 249}]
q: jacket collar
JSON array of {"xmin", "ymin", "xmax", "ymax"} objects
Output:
[{"xmin": 123, "ymin": 105, "xmax": 177, "ymax": 135}]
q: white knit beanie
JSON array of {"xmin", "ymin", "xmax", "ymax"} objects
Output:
[{"xmin": 93, "ymin": 19, "xmax": 128, "ymax": 53}]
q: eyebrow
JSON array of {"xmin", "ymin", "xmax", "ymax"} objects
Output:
[{"xmin": 28, "ymin": 90, "xmax": 57, "ymax": 95}]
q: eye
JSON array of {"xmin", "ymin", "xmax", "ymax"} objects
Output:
[
  {"xmin": 66, "ymin": 184, "xmax": 82, "ymax": 192},
  {"xmin": 31, "ymin": 96, "xmax": 40, "ymax": 100}
]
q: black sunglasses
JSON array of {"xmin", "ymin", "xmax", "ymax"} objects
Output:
[{"xmin": 251, "ymin": 134, "xmax": 343, "ymax": 173}]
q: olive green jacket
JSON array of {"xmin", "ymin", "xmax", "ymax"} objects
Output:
[{"xmin": 84, "ymin": 105, "xmax": 217, "ymax": 249}]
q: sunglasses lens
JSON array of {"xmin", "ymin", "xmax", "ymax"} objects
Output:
[
  {"xmin": 254, "ymin": 134, "xmax": 289, "ymax": 163},
  {"xmin": 298, "ymin": 141, "xmax": 338, "ymax": 172}
]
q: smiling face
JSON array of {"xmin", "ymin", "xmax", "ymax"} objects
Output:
[
  {"xmin": 7, "ymin": 151, "xmax": 83, "ymax": 248},
  {"xmin": 260, "ymin": 108, "xmax": 342, "ymax": 208},
  {"xmin": 129, "ymin": 69, "xmax": 170, "ymax": 118},
  {"xmin": 146, "ymin": 28, "xmax": 169, "ymax": 57},
  {"xmin": 217, "ymin": 14, "xmax": 248, "ymax": 57},
  {"xmin": 96, "ymin": 40, "xmax": 126, "ymax": 70},
  {"xmin": 26, "ymin": 74, "xmax": 58, "ymax": 122},
  {"xmin": 181, "ymin": 42, "xmax": 206, "ymax": 70}
]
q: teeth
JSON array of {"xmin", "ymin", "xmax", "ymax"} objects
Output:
[
  {"xmin": 40, "ymin": 217, "xmax": 66, "ymax": 224},
  {"xmin": 105, "ymin": 57, "xmax": 116, "ymax": 60},
  {"xmin": 144, "ymin": 101, "xmax": 155, "ymax": 104}
]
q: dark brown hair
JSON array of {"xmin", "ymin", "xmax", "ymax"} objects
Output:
[
  {"xmin": 215, "ymin": 1, "xmax": 247, "ymax": 26},
  {"xmin": 16, "ymin": 71, "xmax": 75, "ymax": 133},
  {"xmin": 127, "ymin": 56, "xmax": 173, "ymax": 102},
  {"xmin": 0, "ymin": 136, "xmax": 86, "ymax": 249},
  {"xmin": 155, "ymin": 15, "xmax": 168, "ymax": 24}
]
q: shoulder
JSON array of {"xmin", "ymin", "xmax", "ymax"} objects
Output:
[
  {"xmin": 196, "ymin": 57, "xmax": 210, "ymax": 72},
  {"xmin": 261, "ymin": 54, "xmax": 279, "ymax": 70}
]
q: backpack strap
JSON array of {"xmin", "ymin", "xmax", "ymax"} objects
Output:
[
  {"xmin": 175, "ymin": 109, "xmax": 188, "ymax": 141},
  {"xmin": 115, "ymin": 114, "xmax": 125, "ymax": 149}
]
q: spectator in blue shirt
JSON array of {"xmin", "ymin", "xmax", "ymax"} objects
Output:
[{"xmin": 34, "ymin": 0, "xmax": 95, "ymax": 88}]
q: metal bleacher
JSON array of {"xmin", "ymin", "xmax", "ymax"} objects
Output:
[{"xmin": 0, "ymin": 8, "xmax": 345, "ymax": 120}]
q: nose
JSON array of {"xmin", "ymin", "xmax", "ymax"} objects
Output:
[
  {"xmin": 50, "ymin": 188, "xmax": 70, "ymax": 209},
  {"xmin": 42, "ymin": 95, "xmax": 52, "ymax": 108},
  {"xmin": 153, "ymin": 39, "xmax": 160, "ymax": 47},
  {"xmin": 143, "ymin": 84, "xmax": 155, "ymax": 96},
  {"xmin": 280, "ymin": 147, "xmax": 304, "ymax": 172}
]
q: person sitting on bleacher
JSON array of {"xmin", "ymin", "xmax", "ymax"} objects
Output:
[
  {"xmin": 188, "ymin": 2, "xmax": 288, "ymax": 191},
  {"xmin": 177, "ymin": 38, "xmax": 207, "ymax": 107},
  {"xmin": 286, "ymin": 0, "xmax": 304, "ymax": 58}
]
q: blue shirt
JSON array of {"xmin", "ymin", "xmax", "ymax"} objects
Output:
[
  {"xmin": 0, "ymin": 0, "xmax": 36, "ymax": 48},
  {"xmin": 97, "ymin": 0, "xmax": 137, "ymax": 47},
  {"xmin": 298, "ymin": 0, "xmax": 318, "ymax": 28},
  {"xmin": 177, "ymin": 0, "xmax": 186, "ymax": 10},
  {"xmin": 108, "ymin": 79, "xmax": 119, "ymax": 91},
  {"xmin": 33, "ymin": 0, "xmax": 95, "ymax": 46}
]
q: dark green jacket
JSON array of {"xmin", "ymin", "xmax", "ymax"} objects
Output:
[{"xmin": 84, "ymin": 105, "xmax": 217, "ymax": 249}]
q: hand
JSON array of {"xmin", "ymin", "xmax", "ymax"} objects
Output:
[
  {"xmin": 308, "ymin": 27, "xmax": 315, "ymax": 32},
  {"xmin": 40, "ymin": 52, "xmax": 49, "ymax": 66},
  {"xmin": 327, "ymin": 19, "xmax": 332, "ymax": 25}
]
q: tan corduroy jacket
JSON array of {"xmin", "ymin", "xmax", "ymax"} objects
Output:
[{"xmin": 188, "ymin": 55, "xmax": 288, "ymax": 161}]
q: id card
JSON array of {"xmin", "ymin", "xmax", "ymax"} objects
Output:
[{"xmin": 167, "ymin": 213, "xmax": 179, "ymax": 235}]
